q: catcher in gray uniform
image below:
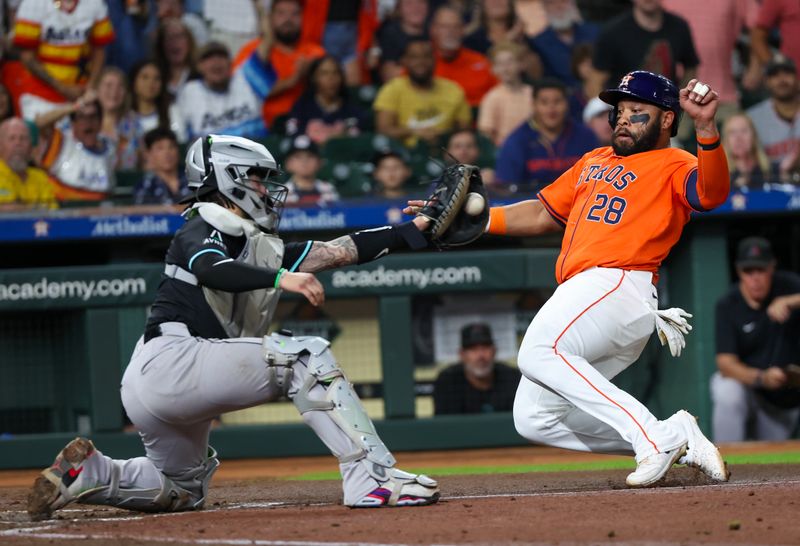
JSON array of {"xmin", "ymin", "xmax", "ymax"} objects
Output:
[{"xmin": 27, "ymin": 134, "xmax": 484, "ymax": 518}]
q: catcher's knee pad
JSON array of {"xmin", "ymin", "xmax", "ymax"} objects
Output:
[
  {"xmin": 78, "ymin": 448, "xmax": 220, "ymax": 513},
  {"xmin": 265, "ymin": 331, "xmax": 396, "ymax": 477}
]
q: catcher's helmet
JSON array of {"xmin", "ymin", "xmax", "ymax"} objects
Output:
[
  {"xmin": 599, "ymin": 71, "xmax": 682, "ymax": 137},
  {"xmin": 184, "ymin": 135, "xmax": 287, "ymax": 232}
]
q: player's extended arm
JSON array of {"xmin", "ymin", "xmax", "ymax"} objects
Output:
[
  {"xmin": 485, "ymin": 199, "xmax": 563, "ymax": 237},
  {"xmin": 297, "ymin": 217, "xmax": 430, "ymax": 273},
  {"xmin": 680, "ymin": 79, "xmax": 730, "ymax": 211}
]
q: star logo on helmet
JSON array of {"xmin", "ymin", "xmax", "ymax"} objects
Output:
[{"xmin": 620, "ymin": 73, "xmax": 634, "ymax": 87}]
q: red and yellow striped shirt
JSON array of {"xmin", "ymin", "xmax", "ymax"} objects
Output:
[{"xmin": 13, "ymin": 0, "xmax": 114, "ymax": 85}]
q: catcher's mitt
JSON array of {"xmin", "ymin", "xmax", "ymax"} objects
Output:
[{"xmin": 417, "ymin": 163, "xmax": 489, "ymax": 249}]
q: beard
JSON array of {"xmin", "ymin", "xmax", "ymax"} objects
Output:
[
  {"xmin": 275, "ymin": 27, "xmax": 300, "ymax": 46},
  {"xmin": 207, "ymin": 76, "xmax": 230, "ymax": 93},
  {"xmin": 408, "ymin": 69, "xmax": 433, "ymax": 86},
  {"xmin": 611, "ymin": 112, "xmax": 663, "ymax": 156},
  {"xmin": 6, "ymin": 154, "xmax": 28, "ymax": 174}
]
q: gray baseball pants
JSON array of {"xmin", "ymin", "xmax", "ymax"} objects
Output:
[
  {"xmin": 115, "ymin": 322, "xmax": 376, "ymax": 504},
  {"xmin": 710, "ymin": 371, "xmax": 800, "ymax": 442}
]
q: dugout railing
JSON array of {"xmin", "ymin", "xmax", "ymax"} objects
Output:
[{"xmin": 0, "ymin": 223, "xmax": 730, "ymax": 470}]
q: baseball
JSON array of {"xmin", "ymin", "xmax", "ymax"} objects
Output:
[
  {"xmin": 464, "ymin": 192, "xmax": 485, "ymax": 216},
  {"xmin": 692, "ymin": 82, "xmax": 709, "ymax": 98}
]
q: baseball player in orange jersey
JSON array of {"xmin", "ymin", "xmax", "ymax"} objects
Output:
[{"xmin": 483, "ymin": 71, "xmax": 731, "ymax": 486}]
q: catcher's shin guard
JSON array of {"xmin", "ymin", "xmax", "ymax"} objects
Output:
[{"xmin": 264, "ymin": 332, "xmax": 396, "ymax": 478}]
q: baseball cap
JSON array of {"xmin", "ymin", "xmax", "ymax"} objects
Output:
[
  {"xmin": 735, "ymin": 237, "xmax": 775, "ymax": 269},
  {"xmin": 766, "ymin": 53, "xmax": 796, "ymax": 76},
  {"xmin": 460, "ymin": 323, "xmax": 494, "ymax": 348},
  {"xmin": 582, "ymin": 97, "xmax": 612, "ymax": 124},
  {"xmin": 286, "ymin": 134, "xmax": 320, "ymax": 158},
  {"xmin": 372, "ymin": 148, "xmax": 408, "ymax": 167},
  {"xmin": 197, "ymin": 40, "xmax": 230, "ymax": 61}
]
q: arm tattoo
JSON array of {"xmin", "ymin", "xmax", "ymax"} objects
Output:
[{"xmin": 297, "ymin": 236, "xmax": 358, "ymax": 272}]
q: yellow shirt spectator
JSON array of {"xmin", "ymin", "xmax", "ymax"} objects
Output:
[
  {"xmin": 373, "ymin": 76, "xmax": 471, "ymax": 147},
  {"xmin": 0, "ymin": 159, "xmax": 57, "ymax": 208}
]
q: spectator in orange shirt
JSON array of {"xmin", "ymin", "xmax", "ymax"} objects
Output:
[
  {"xmin": 298, "ymin": 0, "xmax": 380, "ymax": 86},
  {"xmin": 233, "ymin": 0, "xmax": 326, "ymax": 128},
  {"xmin": 430, "ymin": 5, "xmax": 498, "ymax": 107}
]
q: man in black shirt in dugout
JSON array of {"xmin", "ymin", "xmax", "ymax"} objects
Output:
[
  {"xmin": 434, "ymin": 323, "xmax": 521, "ymax": 415},
  {"xmin": 712, "ymin": 237, "xmax": 800, "ymax": 442}
]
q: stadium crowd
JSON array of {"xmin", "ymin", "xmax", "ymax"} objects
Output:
[{"xmin": 0, "ymin": 0, "xmax": 797, "ymax": 210}]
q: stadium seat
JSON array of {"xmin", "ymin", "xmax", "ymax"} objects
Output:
[
  {"xmin": 259, "ymin": 134, "xmax": 293, "ymax": 165},
  {"xmin": 350, "ymin": 84, "xmax": 378, "ymax": 109},
  {"xmin": 475, "ymin": 132, "xmax": 497, "ymax": 168},
  {"xmin": 112, "ymin": 169, "xmax": 143, "ymax": 205},
  {"xmin": 409, "ymin": 154, "xmax": 445, "ymax": 185},
  {"xmin": 322, "ymin": 133, "xmax": 402, "ymax": 164},
  {"xmin": 319, "ymin": 161, "xmax": 374, "ymax": 198},
  {"xmin": 270, "ymin": 114, "xmax": 290, "ymax": 136}
]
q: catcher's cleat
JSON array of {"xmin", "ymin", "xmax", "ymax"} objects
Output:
[
  {"xmin": 27, "ymin": 437, "xmax": 100, "ymax": 520},
  {"xmin": 625, "ymin": 443, "xmax": 687, "ymax": 487},
  {"xmin": 668, "ymin": 409, "xmax": 730, "ymax": 482},
  {"xmin": 349, "ymin": 468, "xmax": 440, "ymax": 508}
]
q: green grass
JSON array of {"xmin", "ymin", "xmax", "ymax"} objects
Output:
[{"xmin": 291, "ymin": 451, "xmax": 800, "ymax": 481}]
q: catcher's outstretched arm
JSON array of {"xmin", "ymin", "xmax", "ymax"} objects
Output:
[
  {"xmin": 297, "ymin": 217, "xmax": 430, "ymax": 273},
  {"xmin": 487, "ymin": 199, "xmax": 563, "ymax": 237}
]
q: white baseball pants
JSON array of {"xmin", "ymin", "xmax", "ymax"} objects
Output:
[{"xmin": 513, "ymin": 267, "xmax": 685, "ymax": 462}]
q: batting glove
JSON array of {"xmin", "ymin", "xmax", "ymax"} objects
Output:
[{"xmin": 653, "ymin": 307, "xmax": 693, "ymax": 358}]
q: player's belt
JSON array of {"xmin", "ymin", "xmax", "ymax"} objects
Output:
[
  {"xmin": 164, "ymin": 264, "xmax": 198, "ymax": 285},
  {"xmin": 144, "ymin": 321, "xmax": 193, "ymax": 343}
]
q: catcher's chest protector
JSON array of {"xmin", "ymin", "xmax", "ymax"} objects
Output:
[{"xmin": 197, "ymin": 204, "xmax": 285, "ymax": 338}]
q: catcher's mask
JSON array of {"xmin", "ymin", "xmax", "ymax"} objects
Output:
[
  {"xmin": 183, "ymin": 135, "xmax": 288, "ymax": 233},
  {"xmin": 599, "ymin": 71, "xmax": 682, "ymax": 137}
]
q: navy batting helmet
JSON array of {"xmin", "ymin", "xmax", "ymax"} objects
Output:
[{"xmin": 599, "ymin": 71, "xmax": 682, "ymax": 136}]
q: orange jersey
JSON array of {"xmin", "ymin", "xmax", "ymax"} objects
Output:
[
  {"xmin": 537, "ymin": 137, "xmax": 729, "ymax": 283},
  {"xmin": 233, "ymin": 39, "xmax": 326, "ymax": 127},
  {"xmin": 435, "ymin": 47, "xmax": 498, "ymax": 107}
]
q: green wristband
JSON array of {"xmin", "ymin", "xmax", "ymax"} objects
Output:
[{"xmin": 274, "ymin": 268, "xmax": 287, "ymax": 289}]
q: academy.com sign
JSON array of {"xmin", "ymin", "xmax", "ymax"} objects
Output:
[
  {"xmin": 331, "ymin": 265, "xmax": 482, "ymax": 290},
  {"xmin": 0, "ymin": 276, "xmax": 147, "ymax": 303}
]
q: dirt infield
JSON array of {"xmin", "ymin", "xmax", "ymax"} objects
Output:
[{"xmin": 1, "ymin": 444, "xmax": 799, "ymax": 546}]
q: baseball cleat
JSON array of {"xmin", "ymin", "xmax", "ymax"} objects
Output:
[
  {"xmin": 27, "ymin": 437, "xmax": 100, "ymax": 520},
  {"xmin": 350, "ymin": 468, "xmax": 439, "ymax": 508},
  {"xmin": 625, "ymin": 443, "xmax": 687, "ymax": 487},
  {"xmin": 669, "ymin": 409, "xmax": 730, "ymax": 482}
]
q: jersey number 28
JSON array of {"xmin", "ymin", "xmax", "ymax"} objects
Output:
[{"xmin": 586, "ymin": 194, "xmax": 627, "ymax": 225}]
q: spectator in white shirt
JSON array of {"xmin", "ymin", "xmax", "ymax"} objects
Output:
[
  {"xmin": 37, "ymin": 96, "xmax": 116, "ymax": 201},
  {"xmin": 176, "ymin": 40, "xmax": 276, "ymax": 140}
]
